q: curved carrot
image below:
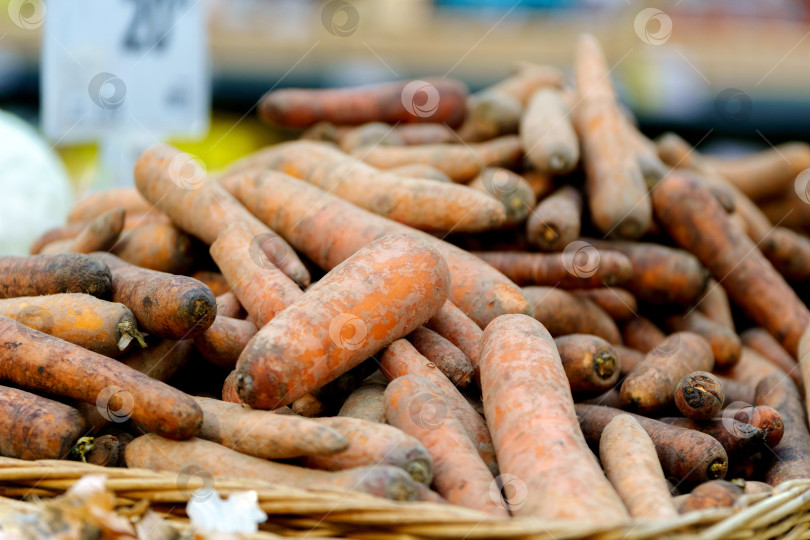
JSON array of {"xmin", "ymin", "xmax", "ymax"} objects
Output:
[
  {"xmin": 407, "ymin": 326, "xmax": 473, "ymax": 387},
  {"xmin": 572, "ymin": 288, "xmax": 637, "ymax": 322},
  {"xmin": 41, "ymin": 208, "xmax": 125, "ymax": 255},
  {"xmin": 666, "ymin": 311, "xmax": 741, "ymax": 369},
  {"xmin": 193, "ymin": 316, "xmax": 257, "ymax": 369},
  {"xmin": 523, "ymin": 286, "xmax": 622, "ymax": 344},
  {"xmin": 526, "ymin": 186, "xmax": 582, "ymax": 251},
  {"xmin": 0, "ymin": 254, "xmax": 112, "ymax": 299},
  {"xmin": 67, "ymin": 187, "xmax": 151, "ymax": 223},
  {"xmin": 110, "ymin": 221, "xmax": 194, "ymax": 274},
  {"xmin": 554, "ymin": 334, "xmax": 619, "ymax": 397},
  {"xmin": 520, "ymin": 87, "xmax": 579, "ymax": 174},
  {"xmin": 476, "ymin": 250, "xmax": 632, "ymax": 288}
]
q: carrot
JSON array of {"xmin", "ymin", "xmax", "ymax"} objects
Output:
[
  {"xmin": 406, "ymin": 326, "xmax": 473, "ymax": 388},
  {"xmin": 291, "ymin": 394, "xmax": 325, "ymax": 417},
  {"xmin": 222, "ymin": 370, "xmax": 240, "ymax": 404},
  {"xmin": 383, "ymin": 375, "xmax": 505, "ymax": 515},
  {"xmin": 760, "ymin": 226, "xmax": 810, "ymax": 282},
  {"xmin": 731, "ymin": 405, "xmax": 785, "ymax": 448},
  {"xmin": 624, "ymin": 119, "xmax": 670, "ymax": 189},
  {"xmin": 389, "ymin": 164, "xmax": 452, "ymax": 183},
  {"xmin": 743, "ymin": 481, "xmax": 773, "ymax": 495},
  {"xmin": 620, "ymin": 332, "xmax": 714, "ymax": 414},
  {"xmin": 520, "ymin": 87, "xmax": 579, "ymax": 174},
  {"xmin": 0, "ymin": 316, "xmax": 201, "ymax": 439},
  {"xmin": 480, "ymin": 314, "xmax": 628, "ymax": 523},
  {"xmin": 209, "ymin": 221, "xmax": 303, "ymax": 327},
  {"xmin": 599, "ymin": 414, "xmax": 679, "ymax": 519},
  {"xmin": 587, "ymin": 239, "xmax": 710, "ymax": 306},
  {"xmin": 478, "ymin": 250, "xmax": 631, "ymax": 289},
  {"xmin": 192, "ymin": 271, "xmax": 231, "ymax": 296},
  {"xmin": 395, "ymin": 123, "xmax": 457, "ymax": 145},
  {"xmin": 674, "ymin": 371, "xmax": 724, "ymax": 420},
  {"xmin": 337, "ymin": 122, "xmax": 404, "ymax": 152},
  {"xmin": 258, "ymin": 78, "xmax": 468, "ymax": 128},
  {"xmin": 126, "ymin": 434, "xmax": 419, "ymax": 501},
  {"xmin": 303, "ymin": 416, "xmax": 433, "ymax": 485},
  {"xmin": 615, "ymin": 345, "xmax": 646, "ymax": 376},
  {"xmin": 0, "ymin": 254, "xmax": 112, "ymax": 299},
  {"xmin": 472, "ymin": 135, "xmax": 524, "ymax": 170},
  {"xmin": 575, "ymin": 404, "xmax": 728, "ymax": 485},
  {"xmin": 740, "ymin": 327, "xmax": 801, "ymax": 391},
  {"xmin": 467, "ymin": 168, "xmax": 536, "ymax": 225},
  {"xmin": 235, "ymin": 234, "xmax": 449, "ymax": 409},
  {"xmin": 761, "ymin": 194, "xmax": 810, "ymax": 233},
  {"xmin": 522, "ymin": 169, "xmax": 556, "ymax": 199},
  {"xmin": 678, "ymin": 480, "xmax": 744, "ymax": 513},
  {"xmin": 582, "ymin": 388, "xmax": 623, "ymax": 409},
  {"xmin": 554, "ymin": 334, "xmax": 619, "ymax": 397},
  {"xmin": 574, "ymin": 35, "xmax": 651, "ymax": 239},
  {"xmin": 572, "ymin": 288, "xmax": 637, "ymax": 322},
  {"xmin": 215, "ymin": 292, "xmax": 244, "ymax": 319},
  {"xmin": 349, "ymin": 142, "xmax": 481, "ymax": 183},
  {"xmin": 717, "ymin": 375, "xmax": 756, "ymax": 406},
  {"xmin": 425, "ymin": 300, "xmax": 482, "ymax": 375},
  {"xmin": 658, "ymin": 417, "xmax": 767, "ymax": 461},
  {"xmin": 653, "ymin": 173, "xmax": 810, "ymax": 357},
  {"xmin": 720, "ymin": 347, "xmax": 787, "ymax": 388},
  {"xmin": 696, "ymin": 279, "xmax": 735, "ymax": 332},
  {"xmin": 0, "ymin": 293, "xmax": 145, "ymax": 357},
  {"xmin": 30, "ymin": 221, "xmax": 87, "ymax": 255},
  {"xmin": 221, "ymin": 169, "xmax": 529, "ymax": 328},
  {"xmin": 83, "ymin": 434, "xmax": 123, "ymax": 467},
  {"xmin": 380, "ymin": 339, "xmax": 497, "ymax": 475},
  {"xmin": 134, "ymin": 145, "xmax": 309, "ymax": 287},
  {"xmin": 755, "ymin": 374, "xmax": 810, "ymax": 485},
  {"xmin": 93, "ymin": 252, "xmax": 216, "ymax": 340},
  {"xmin": 120, "ymin": 338, "xmax": 195, "ymax": 383},
  {"xmin": 110, "ymin": 221, "xmax": 194, "ymax": 274},
  {"xmin": 666, "ymin": 311, "xmax": 741, "ymax": 369},
  {"xmin": 195, "ymin": 396, "xmax": 348, "ymax": 459},
  {"xmin": 621, "ymin": 316, "xmax": 666, "ymax": 353},
  {"xmin": 701, "ymin": 142, "xmax": 810, "ymax": 202},
  {"xmin": 523, "ymin": 286, "xmax": 622, "ymax": 344},
  {"xmin": 193, "ymin": 316, "xmax": 257, "ymax": 369},
  {"xmin": 526, "ymin": 186, "xmax": 582, "ymax": 251},
  {"xmin": 41, "ymin": 208, "xmax": 125, "ymax": 255},
  {"xmin": 67, "ymin": 187, "xmax": 151, "ymax": 223},
  {"xmin": 305, "ymin": 360, "xmax": 379, "ymax": 413},
  {"xmin": 0, "ymin": 385, "xmax": 87, "ymax": 460},
  {"xmin": 338, "ymin": 371, "xmax": 388, "ymax": 423}
]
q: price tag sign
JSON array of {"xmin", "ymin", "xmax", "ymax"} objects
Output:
[{"xmin": 41, "ymin": 0, "xmax": 209, "ymax": 143}]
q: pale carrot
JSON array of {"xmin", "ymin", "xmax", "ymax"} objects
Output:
[
  {"xmin": 67, "ymin": 187, "xmax": 151, "ymax": 223},
  {"xmin": 526, "ymin": 186, "xmax": 582, "ymax": 251},
  {"xmin": 520, "ymin": 87, "xmax": 579, "ymax": 174}
]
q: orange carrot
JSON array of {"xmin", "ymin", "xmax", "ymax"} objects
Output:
[
  {"xmin": 67, "ymin": 188, "xmax": 151, "ymax": 223},
  {"xmin": 395, "ymin": 123, "xmax": 457, "ymax": 145},
  {"xmin": 467, "ymin": 168, "xmax": 536, "ymax": 226},
  {"xmin": 134, "ymin": 144, "xmax": 309, "ymax": 286},
  {"xmin": 525, "ymin": 186, "xmax": 582, "ymax": 251},
  {"xmin": 615, "ymin": 345, "xmax": 646, "ymax": 376},
  {"xmin": 720, "ymin": 347, "xmax": 788, "ymax": 389},
  {"xmin": 193, "ymin": 316, "xmax": 257, "ymax": 369},
  {"xmin": 554, "ymin": 334, "xmax": 619, "ymax": 397},
  {"xmin": 336, "ymin": 122, "xmax": 404, "ymax": 152},
  {"xmin": 389, "ymin": 164, "xmax": 452, "ymax": 183},
  {"xmin": 119, "ymin": 338, "xmax": 195, "ymax": 383},
  {"xmin": 0, "ymin": 254, "xmax": 112, "ymax": 299},
  {"xmin": 476, "ymin": 250, "xmax": 632, "ymax": 288},
  {"xmin": 731, "ymin": 405, "xmax": 785, "ymax": 448},
  {"xmin": 472, "ymin": 135, "xmax": 524, "ymax": 170},
  {"xmin": 407, "ymin": 326, "xmax": 473, "ymax": 388},
  {"xmin": 110, "ymin": 221, "xmax": 194, "ymax": 274},
  {"xmin": 337, "ymin": 371, "xmax": 388, "ymax": 424},
  {"xmin": 572, "ymin": 288, "xmax": 637, "ymax": 322},
  {"xmin": 696, "ymin": 279, "xmax": 735, "ymax": 332},
  {"xmin": 622, "ymin": 316, "xmax": 666, "ymax": 354},
  {"xmin": 480, "ymin": 314, "xmax": 629, "ymax": 523},
  {"xmin": 520, "ymin": 87, "xmax": 579, "ymax": 174},
  {"xmin": 666, "ymin": 311, "xmax": 741, "ymax": 369},
  {"xmin": 424, "ymin": 300, "xmax": 482, "ymax": 375},
  {"xmin": 192, "ymin": 271, "xmax": 231, "ymax": 296},
  {"xmin": 41, "ymin": 208, "xmax": 125, "ymax": 254},
  {"xmin": 523, "ymin": 286, "xmax": 622, "ymax": 344},
  {"xmin": 674, "ymin": 371, "xmax": 724, "ymax": 420},
  {"xmin": 760, "ymin": 226, "xmax": 810, "ymax": 282},
  {"xmin": 291, "ymin": 394, "xmax": 325, "ymax": 417},
  {"xmin": 741, "ymin": 327, "xmax": 801, "ymax": 391},
  {"xmin": 678, "ymin": 480, "xmax": 744, "ymax": 513},
  {"xmin": 215, "ymin": 291, "xmax": 244, "ymax": 319},
  {"xmin": 235, "ymin": 234, "xmax": 449, "ymax": 409},
  {"xmin": 353, "ymin": 142, "xmax": 482, "ymax": 182},
  {"xmin": 384, "ymin": 374, "xmax": 506, "ymax": 515}
]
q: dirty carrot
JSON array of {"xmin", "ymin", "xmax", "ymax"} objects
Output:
[
  {"xmin": 41, "ymin": 208, "xmax": 125, "ymax": 255},
  {"xmin": 0, "ymin": 254, "xmax": 112, "ymax": 299},
  {"xmin": 666, "ymin": 311, "xmax": 741, "ymax": 369},
  {"xmin": 526, "ymin": 186, "xmax": 582, "ymax": 251},
  {"xmin": 407, "ymin": 326, "xmax": 473, "ymax": 388},
  {"xmin": 554, "ymin": 334, "xmax": 619, "ymax": 397},
  {"xmin": 480, "ymin": 314, "xmax": 628, "ymax": 523},
  {"xmin": 621, "ymin": 316, "xmax": 666, "ymax": 353},
  {"xmin": 674, "ymin": 371, "xmax": 724, "ymax": 420},
  {"xmin": 658, "ymin": 417, "xmax": 767, "ymax": 461},
  {"xmin": 720, "ymin": 347, "xmax": 788, "ymax": 389},
  {"xmin": 67, "ymin": 187, "xmax": 152, "ymax": 223},
  {"xmin": 572, "ymin": 288, "xmax": 637, "ymax": 322},
  {"xmin": 478, "ymin": 250, "xmax": 631, "ymax": 289},
  {"xmin": 471, "ymin": 135, "xmax": 524, "ymax": 170},
  {"xmin": 740, "ymin": 327, "xmax": 801, "ymax": 391},
  {"xmin": 337, "ymin": 371, "xmax": 388, "ymax": 424},
  {"xmin": 678, "ymin": 480, "xmax": 744, "ymax": 513},
  {"xmin": 215, "ymin": 291, "xmax": 244, "ymax": 319},
  {"xmin": 696, "ymin": 279, "xmax": 736, "ymax": 332},
  {"xmin": 192, "ymin": 271, "xmax": 231, "ymax": 296},
  {"xmin": 731, "ymin": 405, "xmax": 785, "ymax": 448},
  {"xmin": 389, "ymin": 163, "xmax": 453, "ymax": 183},
  {"xmin": 520, "ymin": 87, "xmax": 579, "ymax": 174},
  {"xmin": 235, "ymin": 234, "xmax": 449, "ymax": 409},
  {"xmin": 395, "ymin": 123, "xmax": 457, "ymax": 145},
  {"xmin": 221, "ymin": 370, "xmax": 240, "ymax": 404},
  {"xmin": 194, "ymin": 316, "xmax": 258, "ymax": 369},
  {"xmin": 717, "ymin": 375, "xmax": 756, "ymax": 406},
  {"xmin": 384, "ymin": 374, "xmax": 506, "ymax": 515},
  {"xmin": 353, "ymin": 142, "xmax": 483, "ymax": 183},
  {"xmin": 760, "ymin": 226, "xmax": 810, "ymax": 282},
  {"xmin": 467, "ymin": 168, "xmax": 536, "ymax": 226},
  {"xmin": 110, "ymin": 221, "xmax": 194, "ymax": 274},
  {"xmin": 336, "ymin": 122, "xmax": 405, "ymax": 152},
  {"xmin": 756, "ymin": 374, "xmax": 810, "ymax": 485},
  {"xmin": 615, "ymin": 345, "xmax": 646, "ymax": 376},
  {"xmin": 291, "ymin": 394, "xmax": 325, "ymax": 417},
  {"xmin": 82, "ymin": 434, "xmax": 123, "ymax": 467},
  {"xmin": 523, "ymin": 286, "xmax": 622, "ymax": 344},
  {"xmin": 424, "ymin": 300, "xmax": 482, "ymax": 375},
  {"xmin": 599, "ymin": 414, "xmax": 679, "ymax": 519}
]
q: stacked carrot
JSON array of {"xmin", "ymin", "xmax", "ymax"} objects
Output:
[{"xmin": 5, "ymin": 33, "xmax": 810, "ymax": 525}]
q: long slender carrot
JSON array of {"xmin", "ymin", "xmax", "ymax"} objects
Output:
[
  {"xmin": 472, "ymin": 136, "xmax": 524, "ymax": 170},
  {"xmin": 110, "ymin": 221, "xmax": 194, "ymax": 274},
  {"xmin": 696, "ymin": 279, "xmax": 735, "ymax": 332},
  {"xmin": 67, "ymin": 187, "xmax": 151, "ymax": 223},
  {"xmin": 760, "ymin": 226, "xmax": 810, "ymax": 282},
  {"xmin": 353, "ymin": 143, "xmax": 483, "ymax": 183},
  {"xmin": 338, "ymin": 371, "xmax": 388, "ymax": 424},
  {"xmin": 0, "ymin": 316, "xmax": 201, "ymax": 439},
  {"xmin": 0, "ymin": 293, "xmax": 144, "ymax": 357},
  {"xmin": 336, "ymin": 122, "xmax": 404, "ymax": 152},
  {"xmin": 405, "ymin": 327, "xmax": 473, "ymax": 388},
  {"xmin": 0, "ymin": 254, "xmax": 112, "ymax": 299},
  {"xmin": 210, "ymin": 221, "xmax": 303, "ymax": 327},
  {"xmin": 523, "ymin": 286, "xmax": 622, "ymax": 344},
  {"xmin": 389, "ymin": 163, "xmax": 452, "ymax": 183},
  {"xmin": 221, "ymin": 169, "xmax": 529, "ymax": 328},
  {"xmin": 574, "ymin": 34, "xmax": 651, "ymax": 239},
  {"xmin": 756, "ymin": 374, "xmax": 810, "ymax": 485},
  {"xmin": 666, "ymin": 311, "xmax": 741, "ymax": 369},
  {"xmin": 720, "ymin": 347, "xmax": 787, "ymax": 388},
  {"xmin": 674, "ymin": 371, "xmax": 724, "ymax": 420},
  {"xmin": 384, "ymin": 375, "xmax": 506, "ymax": 515},
  {"xmin": 572, "ymin": 288, "xmax": 637, "ymax": 322},
  {"xmin": 467, "ymin": 168, "xmax": 536, "ymax": 226},
  {"xmin": 480, "ymin": 314, "xmax": 628, "ymax": 523},
  {"xmin": 93, "ymin": 253, "xmax": 216, "ymax": 340},
  {"xmin": 658, "ymin": 417, "xmax": 767, "ymax": 461},
  {"xmin": 424, "ymin": 300, "xmax": 482, "ymax": 374},
  {"xmin": 554, "ymin": 334, "xmax": 619, "ymax": 397},
  {"xmin": 395, "ymin": 123, "xmax": 457, "ymax": 145},
  {"xmin": 521, "ymin": 87, "xmax": 579, "ymax": 174},
  {"xmin": 134, "ymin": 144, "xmax": 309, "ymax": 287},
  {"xmin": 258, "ymin": 78, "xmax": 469, "ymax": 128},
  {"xmin": 741, "ymin": 327, "xmax": 801, "ymax": 391},
  {"xmin": 652, "ymin": 172, "xmax": 810, "ymax": 356},
  {"xmin": 193, "ymin": 316, "xmax": 257, "ymax": 369},
  {"xmin": 526, "ymin": 186, "xmax": 582, "ymax": 251},
  {"xmin": 599, "ymin": 414, "xmax": 679, "ymax": 519},
  {"xmin": 476, "ymin": 250, "xmax": 632, "ymax": 288},
  {"xmin": 41, "ymin": 208, "xmax": 125, "ymax": 255},
  {"xmin": 235, "ymin": 234, "xmax": 449, "ymax": 409}
]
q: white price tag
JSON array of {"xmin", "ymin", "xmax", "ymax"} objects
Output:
[{"xmin": 41, "ymin": 0, "xmax": 209, "ymax": 143}]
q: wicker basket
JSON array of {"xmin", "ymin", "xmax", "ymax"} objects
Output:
[{"xmin": 2, "ymin": 457, "xmax": 810, "ymax": 539}]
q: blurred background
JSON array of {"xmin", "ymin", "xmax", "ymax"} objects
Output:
[{"xmin": 1, "ymin": 0, "xmax": 810, "ymax": 251}]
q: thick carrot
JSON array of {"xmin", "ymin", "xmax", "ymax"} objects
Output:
[
  {"xmin": 760, "ymin": 226, "xmax": 810, "ymax": 282},
  {"xmin": 620, "ymin": 332, "xmax": 714, "ymax": 414},
  {"xmin": 258, "ymin": 78, "xmax": 468, "ymax": 128},
  {"xmin": 520, "ymin": 87, "xmax": 579, "ymax": 174},
  {"xmin": 572, "ymin": 288, "xmax": 637, "ymax": 322},
  {"xmin": 0, "ymin": 316, "xmax": 201, "ymax": 439},
  {"xmin": 477, "ymin": 250, "xmax": 632, "ymax": 288},
  {"xmin": 93, "ymin": 252, "xmax": 216, "ymax": 340},
  {"xmin": 523, "ymin": 286, "xmax": 622, "ymax": 344},
  {"xmin": 67, "ymin": 187, "xmax": 151, "ymax": 223},
  {"xmin": 756, "ymin": 374, "xmax": 810, "ymax": 485},
  {"xmin": 126, "ymin": 434, "xmax": 418, "ymax": 501},
  {"xmin": 720, "ymin": 347, "xmax": 787, "ymax": 388},
  {"xmin": 678, "ymin": 481, "xmax": 744, "ymax": 513},
  {"xmin": 480, "ymin": 314, "xmax": 628, "ymax": 523},
  {"xmin": 652, "ymin": 172, "xmax": 810, "ymax": 357},
  {"xmin": 215, "ymin": 291, "xmax": 243, "ymax": 319},
  {"xmin": 209, "ymin": 221, "xmax": 303, "ymax": 327},
  {"xmin": 717, "ymin": 375, "xmax": 756, "ymax": 406},
  {"xmin": 599, "ymin": 414, "xmax": 679, "ymax": 519},
  {"xmin": 384, "ymin": 374, "xmax": 505, "ymax": 515},
  {"xmin": 379, "ymin": 339, "xmax": 497, "ymax": 475},
  {"xmin": 0, "ymin": 385, "xmax": 87, "ymax": 460},
  {"xmin": 221, "ymin": 169, "xmax": 529, "ymax": 328},
  {"xmin": 731, "ymin": 405, "xmax": 785, "ymax": 448},
  {"xmin": 741, "ymin": 327, "xmax": 801, "ymax": 391},
  {"xmin": 666, "ymin": 311, "xmax": 741, "ymax": 369},
  {"xmin": 303, "ymin": 416, "xmax": 433, "ymax": 485},
  {"xmin": 338, "ymin": 371, "xmax": 388, "ymax": 423},
  {"xmin": 0, "ymin": 293, "xmax": 144, "ymax": 357},
  {"xmin": 407, "ymin": 327, "xmax": 473, "ymax": 388},
  {"xmin": 195, "ymin": 397, "xmax": 348, "ymax": 459},
  {"xmin": 425, "ymin": 300, "xmax": 482, "ymax": 377},
  {"xmin": 134, "ymin": 145, "xmax": 309, "ymax": 287},
  {"xmin": 696, "ymin": 279, "xmax": 735, "ymax": 332},
  {"xmin": 526, "ymin": 186, "xmax": 582, "ymax": 251},
  {"xmin": 575, "ymin": 404, "xmax": 728, "ymax": 485},
  {"xmin": 110, "ymin": 221, "xmax": 194, "ymax": 274},
  {"xmin": 192, "ymin": 271, "xmax": 230, "ymax": 296},
  {"xmin": 621, "ymin": 316, "xmax": 666, "ymax": 354},
  {"xmin": 235, "ymin": 234, "xmax": 449, "ymax": 409},
  {"xmin": 615, "ymin": 345, "xmax": 646, "ymax": 376},
  {"xmin": 674, "ymin": 371, "xmax": 724, "ymax": 420},
  {"xmin": 193, "ymin": 316, "xmax": 257, "ymax": 369},
  {"xmin": 554, "ymin": 334, "xmax": 619, "ymax": 397},
  {"xmin": 0, "ymin": 254, "xmax": 112, "ymax": 299},
  {"xmin": 467, "ymin": 168, "xmax": 536, "ymax": 226},
  {"xmin": 389, "ymin": 164, "xmax": 452, "ymax": 183},
  {"xmin": 658, "ymin": 417, "xmax": 767, "ymax": 460},
  {"xmin": 41, "ymin": 208, "xmax": 125, "ymax": 255},
  {"xmin": 574, "ymin": 34, "xmax": 651, "ymax": 239}
]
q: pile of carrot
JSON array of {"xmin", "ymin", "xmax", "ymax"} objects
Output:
[{"xmin": 5, "ymin": 33, "xmax": 810, "ymax": 527}]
